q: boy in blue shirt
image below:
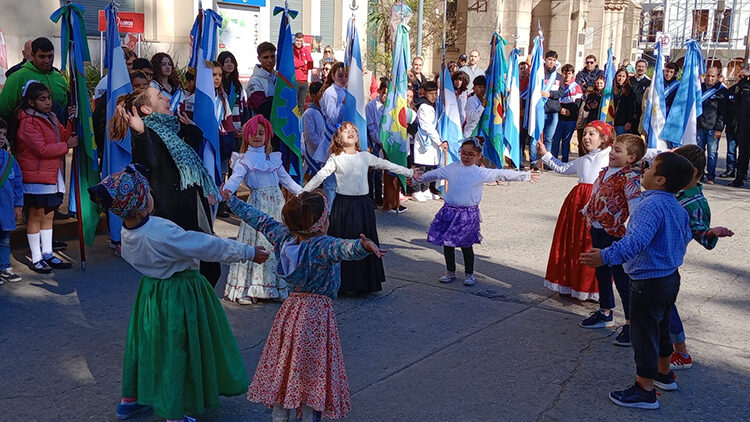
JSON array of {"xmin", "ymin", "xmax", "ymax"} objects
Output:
[
  {"xmin": 0, "ymin": 118, "xmax": 23, "ymax": 283},
  {"xmin": 581, "ymin": 152, "xmax": 694, "ymax": 409}
]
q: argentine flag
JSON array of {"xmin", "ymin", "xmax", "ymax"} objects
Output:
[
  {"xmin": 343, "ymin": 17, "xmax": 368, "ymax": 151},
  {"xmin": 524, "ymin": 36, "xmax": 545, "ymax": 143},
  {"xmin": 102, "ymin": 3, "xmax": 133, "ymax": 242},
  {"xmin": 662, "ymin": 40, "xmax": 703, "ymax": 146},
  {"xmin": 504, "ymin": 48, "xmax": 522, "ymax": 169},
  {"xmin": 189, "ymin": 8, "xmax": 223, "ymax": 186},
  {"xmin": 438, "ymin": 64, "xmax": 462, "ymax": 163},
  {"xmin": 642, "ymin": 39, "xmax": 667, "ymax": 149}
]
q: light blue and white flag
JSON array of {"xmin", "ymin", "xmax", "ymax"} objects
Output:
[
  {"xmin": 102, "ymin": 3, "xmax": 133, "ymax": 242},
  {"xmin": 524, "ymin": 36, "xmax": 545, "ymax": 142},
  {"xmin": 503, "ymin": 48, "xmax": 522, "ymax": 169},
  {"xmin": 189, "ymin": 8, "xmax": 223, "ymax": 186},
  {"xmin": 642, "ymin": 39, "xmax": 667, "ymax": 149},
  {"xmin": 438, "ymin": 64, "xmax": 462, "ymax": 163},
  {"xmin": 343, "ymin": 17, "xmax": 367, "ymax": 151},
  {"xmin": 662, "ymin": 39, "xmax": 703, "ymax": 146},
  {"xmin": 599, "ymin": 47, "xmax": 616, "ymax": 123}
]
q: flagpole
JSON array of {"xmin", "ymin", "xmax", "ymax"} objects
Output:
[
  {"xmin": 537, "ymin": 19, "xmax": 544, "ymax": 172},
  {"xmin": 65, "ymin": 6, "xmax": 87, "ymax": 270}
]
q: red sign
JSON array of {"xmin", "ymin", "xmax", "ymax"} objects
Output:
[{"xmin": 97, "ymin": 11, "xmax": 145, "ymax": 33}]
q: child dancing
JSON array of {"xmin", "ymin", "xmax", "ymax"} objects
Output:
[
  {"xmin": 89, "ymin": 165, "xmax": 269, "ymax": 422},
  {"xmin": 303, "ymin": 122, "xmax": 417, "ymax": 294},
  {"xmin": 579, "ymin": 134, "xmax": 645, "ymax": 347},
  {"xmin": 222, "ymin": 115, "xmax": 302, "ymax": 304},
  {"xmin": 223, "ymin": 190, "xmax": 385, "ymax": 420},
  {"xmin": 538, "ymin": 120, "xmax": 613, "ymax": 300},
  {"xmin": 417, "ymin": 138, "xmax": 539, "ymax": 286}
]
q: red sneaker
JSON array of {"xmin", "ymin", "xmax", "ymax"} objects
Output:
[{"xmin": 669, "ymin": 351, "xmax": 693, "ymax": 370}]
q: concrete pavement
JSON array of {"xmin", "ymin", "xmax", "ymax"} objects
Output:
[{"xmin": 1, "ymin": 168, "xmax": 748, "ymax": 421}]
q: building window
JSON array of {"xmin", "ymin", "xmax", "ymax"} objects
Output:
[
  {"xmin": 642, "ymin": 10, "xmax": 663, "ymax": 43},
  {"xmin": 692, "ymin": 10, "xmax": 710, "ymax": 40},
  {"xmin": 712, "ymin": 9, "xmax": 731, "ymax": 42}
]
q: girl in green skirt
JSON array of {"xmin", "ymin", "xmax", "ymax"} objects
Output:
[{"xmin": 89, "ymin": 165, "xmax": 270, "ymax": 421}]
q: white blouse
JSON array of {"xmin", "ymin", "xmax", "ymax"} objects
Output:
[
  {"xmin": 420, "ymin": 162, "xmax": 531, "ymax": 206},
  {"xmin": 224, "ymin": 148, "xmax": 303, "ymax": 195},
  {"xmin": 120, "ymin": 216, "xmax": 255, "ymax": 279},
  {"xmin": 304, "ymin": 151, "xmax": 414, "ymax": 196},
  {"xmin": 540, "ymin": 147, "xmax": 611, "ymax": 184}
]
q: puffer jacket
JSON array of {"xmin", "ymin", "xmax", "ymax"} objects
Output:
[{"xmin": 15, "ymin": 108, "xmax": 72, "ymax": 184}]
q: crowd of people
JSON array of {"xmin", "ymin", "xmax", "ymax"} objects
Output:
[{"xmin": 0, "ymin": 32, "xmax": 743, "ymax": 421}]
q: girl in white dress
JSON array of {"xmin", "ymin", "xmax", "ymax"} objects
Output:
[{"xmin": 222, "ymin": 115, "xmax": 302, "ymax": 304}]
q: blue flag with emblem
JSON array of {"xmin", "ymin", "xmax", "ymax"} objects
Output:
[
  {"xmin": 662, "ymin": 39, "xmax": 703, "ymax": 146},
  {"xmin": 503, "ymin": 48, "xmax": 522, "ymax": 169},
  {"xmin": 480, "ymin": 32, "xmax": 507, "ymax": 168},
  {"xmin": 599, "ymin": 47, "xmax": 615, "ymax": 123}
]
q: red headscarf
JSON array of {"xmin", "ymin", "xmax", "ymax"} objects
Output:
[
  {"xmin": 243, "ymin": 114, "xmax": 273, "ymax": 146},
  {"xmin": 585, "ymin": 120, "xmax": 614, "ymax": 145}
]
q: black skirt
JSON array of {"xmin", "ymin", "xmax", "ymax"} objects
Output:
[
  {"xmin": 24, "ymin": 192, "xmax": 63, "ymax": 212},
  {"xmin": 327, "ymin": 194, "xmax": 385, "ymax": 293}
]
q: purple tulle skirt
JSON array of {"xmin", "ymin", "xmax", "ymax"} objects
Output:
[{"xmin": 427, "ymin": 204, "xmax": 482, "ymax": 248}]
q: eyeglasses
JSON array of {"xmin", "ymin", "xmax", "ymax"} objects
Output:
[{"xmin": 586, "ymin": 61, "xmax": 595, "ymax": 64}]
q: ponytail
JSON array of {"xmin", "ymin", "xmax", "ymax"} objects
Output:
[{"xmin": 108, "ymin": 89, "xmax": 152, "ymax": 140}]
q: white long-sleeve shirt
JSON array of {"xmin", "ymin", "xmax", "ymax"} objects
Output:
[
  {"xmin": 303, "ymin": 151, "xmax": 414, "ymax": 196},
  {"xmin": 540, "ymin": 147, "xmax": 611, "ymax": 184},
  {"xmin": 121, "ymin": 216, "xmax": 255, "ymax": 279},
  {"xmin": 414, "ymin": 102, "xmax": 442, "ymax": 166},
  {"xmin": 224, "ymin": 149, "xmax": 303, "ymax": 195},
  {"xmin": 420, "ymin": 162, "xmax": 531, "ymax": 206},
  {"xmin": 463, "ymin": 94, "xmax": 484, "ymax": 137},
  {"xmin": 321, "ymin": 84, "xmax": 346, "ymax": 128},
  {"xmin": 365, "ymin": 97, "xmax": 384, "ymax": 147}
]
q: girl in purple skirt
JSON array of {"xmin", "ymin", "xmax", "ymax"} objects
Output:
[{"xmin": 418, "ymin": 138, "xmax": 539, "ymax": 286}]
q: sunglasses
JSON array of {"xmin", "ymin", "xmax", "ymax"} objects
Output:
[{"xmin": 586, "ymin": 61, "xmax": 595, "ymax": 64}]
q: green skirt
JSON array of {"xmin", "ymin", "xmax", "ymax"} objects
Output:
[{"xmin": 122, "ymin": 270, "xmax": 249, "ymax": 419}]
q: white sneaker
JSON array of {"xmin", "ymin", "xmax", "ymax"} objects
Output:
[
  {"xmin": 411, "ymin": 191, "xmax": 427, "ymax": 202},
  {"xmin": 438, "ymin": 272, "xmax": 456, "ymax": 283},
  {"xmin": 237, "ymin": 297, "xmax": 257, "ymax": 305},
  {"xmin": 431, "ymin": 193, "xmax": 441, "ymax": 200},
  {"xmin": 463, "ymin": 274, "xmax": 476, "ymax": 286}
]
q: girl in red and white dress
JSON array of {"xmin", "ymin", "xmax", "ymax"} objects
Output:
[{"xmin": 538, "ymin": 120, "xmax": 614, "ymax": 301}]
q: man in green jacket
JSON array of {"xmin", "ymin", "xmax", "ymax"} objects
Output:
[{"xmin": 0, "ymin": 37, "xmax": 68, "ymax": 127}]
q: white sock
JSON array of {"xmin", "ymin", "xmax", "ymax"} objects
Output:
[
  {"xmin": 40, "ymin": 229, "xmax": 53, "ymax": 257},
  {"xmin": 27, "ymin": 233, "xmax": 42, "ymax": 263}
]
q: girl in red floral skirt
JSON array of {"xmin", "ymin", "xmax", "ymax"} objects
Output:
[
  {"xmin": 538, "ymin": 120, "xmax": 613, "ymax": 301},
  {"xmin": 221, "ymin": 189, "xmax": 385, "ymax": 421}
]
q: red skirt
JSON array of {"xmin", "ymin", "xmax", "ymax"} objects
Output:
[
  {"xmin": 247, "ymin": 292, "xmax": 351, "ymax": 419},
  {"xmin": 543, "ymin": 183, "xmax": 599, "ymax": 301}
]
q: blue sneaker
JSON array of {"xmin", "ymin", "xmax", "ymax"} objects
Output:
[
  {"xmin": 609, "ymin": 382, "xmax": 659, "ymax": 409},
  {"xmin": 580, "ymin": 310, "xmax": 615, "ymax": 328},
  {"xmin": 116, "ymin": 401, "xmax": 152, "ymax": 419}
]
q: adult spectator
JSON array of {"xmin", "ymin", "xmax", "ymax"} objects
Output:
[
  {"xmin": 612, "ymin": 68, "xmax": 636, "ymax": 136},
  {"xmin": 459, "ymin": 50, "xmax": 482, "ymax": 90},
  {"xmin": 728, "ymin": 69, "xmax": 750, "ymax": 187},
  {"xmin": 408, "ymin": 56, "xmax": 427, "ymax": 99},
  {"xmin": 149, "ymin": 52, "xmax": 183, "ymax": 113},
  {"xmin": 551, "ymin": 64, "xmax": 583, "ymax": 162},
  {"xmin": 621, "ymin": 58, "xmax": 635, "ymax": 76},
  {"xmin": 131, "ymin": 58, "xmax": 153, "ymax": 83},
  {"xmin": 319, "ymin": 45, "xmax": 335, "ymax": 68},
  {"xmin": 320, "ymin": 62, "xmax": 332, "ymax": 83},
  {"xmin": 0, "ymin": 37, "xmax": 68, "ymax": 132},
  {"xmin": 457, "ymin": 54, "xmax": 468, "ymax": 68},
  {"xmin": 664, "ymin": 62, "xmax": 680, "ymax": 116},
  {"xmin": 575, "ymin": 54, "xmax": 604, "ymax": 90},
  {"xmin": 630, "ymin": 59, "xmax": 651, "ymax": 132},
  {"xmin": 532, "ymin": 50, "xmax": 564, "ymax": 170},
  {"xmin": 293, "ymin": 32, "xmax": 313, "ymax": 109},
  {"xmin": 246, "ymin": 42, "xmax": 277, "ymax": 120},
  {"xmin": 696, "ymin": 67, "xmax": 727, "ymax": 184},
  {"xmin": 721, "ymin": 70, "xmax": 743, "ymax": 179},
  {"xmin": 4, "ymin": 40, "xmax": 33, "ymax": 78}
]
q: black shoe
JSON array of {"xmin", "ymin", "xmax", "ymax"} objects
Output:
[
  {"xmin": 654, "ymin": 371, "xmax": 678, "ymax": 391},
  {"xmin": 719, "ymin": 170, "xmax": 735, "ymax": 178},
  {"xmin": 729, "ymin": 179, "xmax": 744, "ymax": 187},
  {"xmin": 612, "ymin": 325, "xmax": 631, "ymax": 347},
  {"xmin": 530, "ymin": 162, "xmax": 540, "ymax": 171},
  {"xmin": 609, "ymin": 382, "xmax": 659, "ymax": 409},
  {"xmin": 44, "ymin": 256, "xmax": 72, "ymax": 269},
  {"xmin": 216, "ymin": 203, "xmax": 229, "ymax": 218},
  {"xmin": 30, "ymin": 260, "xmax": 53, "ymax": 274},
  {"xmin": 52, "ymin": 240, "xmax": 67, "ymax": 251}
]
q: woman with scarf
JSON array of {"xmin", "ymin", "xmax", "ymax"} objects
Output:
[{"xmin": 109, "ymin": 87, "xmax": 223, "ymax": 286}]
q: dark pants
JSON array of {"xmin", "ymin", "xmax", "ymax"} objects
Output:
[
  {"xmin": 551, "ymin": 120, "xmax": 577, "ymax": 162},
  {"xmin": 444, "ymin": 246, "xmax": 475, "ymax": 274},
  {"xmin": 734, "ymin": 127, "xmax": 750, "ymax": 183},
  {"xmin": 630, "ymin": 271, "xmax": 680, "ymax": 379},
  {"xmin": 591, "ymin": 227, "xmax": 631, "ymax": 319},
  {"xmin": 669, "ymin": 305, "xmax": 685, "ymax": 343},
  {"xmin": 200, "ymin": 261, "xmax": 221, "ymax": 287},
  {"xmin": 368, "ymin": 162, "xmax": 383, "ymax": 205}
]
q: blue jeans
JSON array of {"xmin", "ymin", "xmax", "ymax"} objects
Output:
[
  {"xmin": 0, "ymin": 230, "xmax": 10, "ymax": 269},
  {"xmin": 530, "ymin": 113, "xmax": 558, "ymax": 163},
  {"xmin": 696, "ymin": 128, "xmax": 719, "ymax": 179},
  {"xmin": 629, "ymin": 271, "xmax": 680, "ymax": 379},
  {"xmin": 615, "ymin": 125, "xmax": 627, "ymax": 136},
  {"xmin": 551, "ymin": 120, "xmax": 577, "ymax": 162},
  {"xmin": 591, "ymin": 228, "xmax": 631, "ymax": 319},
  {"xmin": 669, "ymin": 305, "xmax": 685, "ymax": 344},
  {"xmin": 726, "ymin": 135, "xmax": 737, "ymax": 172}
]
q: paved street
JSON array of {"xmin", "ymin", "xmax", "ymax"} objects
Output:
[{"xmin": 1, "ymin": 168, "xmax": 748, "ymax": 421}]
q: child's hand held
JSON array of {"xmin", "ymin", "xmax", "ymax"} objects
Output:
[
  {"xmin": 219, "ymin": 184, "xmax": 231, "ymax": 201},
  {"xmin": 529, "ymin": 170, "xmax": 541, "ymax": 183},
  {"xmin": 67, "ymin": 136, "xmax": 79, "ymax": 148},
  {"xmin": 253, "ymin": 246, "xmax": 270, "ymax": 264},
  {"xmin": 710, "ymin": 226, "xmax": 734, "ymax": 238},
  {"xmin": 579, "ymin": 248, "xmax": 603, "ymax": 267}
]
